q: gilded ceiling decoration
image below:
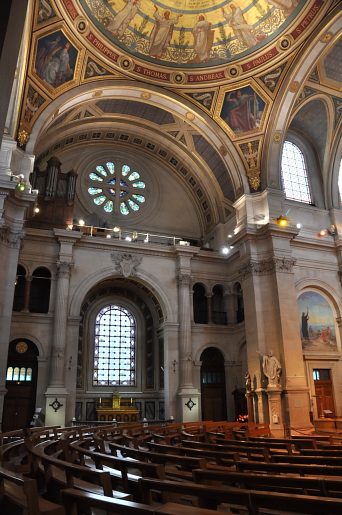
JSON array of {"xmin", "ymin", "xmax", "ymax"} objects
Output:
[{"xmin": 81, "ymin": 0, "xmax": 302, "ymax": 68}]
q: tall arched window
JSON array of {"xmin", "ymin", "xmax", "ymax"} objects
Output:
[
  {"xmin": 13, "ymin": 265, "xmax": 26, "ymax": 311},
  {"xmin": 338, "ymin": 158, "xmax": 342, "ymax": 206},
  {"xmin": 281, "ymin": 140, "xmax": 312, "ymax": 204},
  {"xmin": 93, "ymin": 305, "xmax": 136, "ymax": 386}
]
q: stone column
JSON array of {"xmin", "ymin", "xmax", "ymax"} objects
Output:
[
  {"xmin": 224, "ymin": 287, "xmax": 238, "ymax": 324},
  {"xmin": 160, "ymin": 322, "xmax": 179, "ymax": 420},
  {"xmin": 176, "ymin": 247, "xmax": 200, "ymax": 422},
  {"xmin": 237, "ymin": 223, "xmax": 312, "ymax": 435},
  {"xmin": 45, "ymin": 229, "xmax": 81, "ymax": 426}
]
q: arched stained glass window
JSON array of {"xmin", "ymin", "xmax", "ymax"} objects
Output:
[
  {"xmin": 6, "ymin": 367, "xmax": 13, "ymax": 381},
  {"xmin": 338, "ymin": 158, "xmax": 342, "ymax": 206},
  {"xmin": 93, "ymin": 305, "xmax": 136, "ymax": 386},
  {"xmin": 281, "ymin": 141, "xmax": 312, "ymax": 204},
  {"xmin": 88, "ymin": 162, "xmax": 146, "ymax": 216}
]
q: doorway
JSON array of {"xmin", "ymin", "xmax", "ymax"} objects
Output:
[
  {"xmin": 200, "ymin": 347, "xmax": 227, "ymax": 421},
  {"xmin": 313, "ymin": 368, "xmax": 335, "ymax": 418},
  {"xmin": 2, "ymin": 340, "xmax": 38, "ymax": 431}
]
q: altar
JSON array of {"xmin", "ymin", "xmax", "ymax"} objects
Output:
[{"xmin": 96, "ymin": 393, "xmax": 139, "ymax": 423}]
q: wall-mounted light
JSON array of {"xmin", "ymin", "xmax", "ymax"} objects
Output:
[
  {"xmin": 113, "ymin": 226, "xmax": 120, "ymax": 233},
  {"xmin": 276, "ymin": 215, "xmax": 288, "ymax": 227},
  {"xmin": 221, "ymin": 246, "xmax": 230, "ymax": 255},
  {"xmin": 79, "ymin": 219, "xmax": 85, "ymax": 226},
  {"xmin": 296, "ymin": 223, "xmax": 302, "ymax": 229},
  {"xmin": 33, "ymin": 206, "xmax": 40, "ymax": 214}
]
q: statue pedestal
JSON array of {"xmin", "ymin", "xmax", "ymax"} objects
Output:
[{"xmin": 266, "ymin": 385, "xmax": 284, "ymax": 437}]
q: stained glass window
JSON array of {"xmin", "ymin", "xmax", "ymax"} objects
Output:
[
  {"xmin": 281, "ymin": 141, "xmax": 312, "ymax": 204},
  {"xmin": 88, "ymin": 162, "xmax": 146, "ymax": 215},
  {"xmin": 93, "ymin": 305, "xmax": 136, "ymax": 386}
]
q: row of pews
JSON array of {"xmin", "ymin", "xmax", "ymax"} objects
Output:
[{"xmin": 0, "ymin": 420, "xmax": 342, "ymax": 514}]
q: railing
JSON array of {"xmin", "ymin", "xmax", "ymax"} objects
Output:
[{"xmin": 68, "ymin": 223, "xmax": 197, "ymax": 247}]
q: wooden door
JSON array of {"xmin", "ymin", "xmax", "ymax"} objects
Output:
[
  {"xmin": 2, "ymin": 340, "xmax": 38, "ymax": 432},
  {"xmin": 313, "ymin": 369, "xmax": 335, "ymax": 418},
  {"xmin": 200, "ymin": 347, "xmax": 227, "ymax": 421}
]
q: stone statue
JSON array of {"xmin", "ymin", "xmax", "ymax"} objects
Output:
[
  {"xmin": 245, "ymin": 371, "xmax": 252, "ymax": 392},
  {"xmin": 262, "ymin": 351, "xmax": 281, "ymax": 386}
]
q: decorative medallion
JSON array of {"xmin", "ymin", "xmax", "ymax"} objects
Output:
[
  {"xmin": 185, "ymin": 398, "xmax": 196, "ymax": 411},
  {"xmin": 49, "ymin": 398, "xmax": 63, "ymax": 412},
  {"xmin": 16, "ymin": 341, "xmax": 28, "ymax": 354},
  {"xmin": 111, "ymin": 252, "xmax": 142, "ymax": 278}
]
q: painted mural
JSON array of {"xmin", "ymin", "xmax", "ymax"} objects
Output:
[
  {"xmin": 80, "ymin": 0, "xmax": 304, "ymax": 68},
  {"xmin": 220, "ymin": 86, "xmax": 266, "ymax": 134},
  {"xmin": 35, "ymin": 31, "xmax": 78, "ymax": 87},
  {"xmin": 297, "ymin": 291, "xmax": 338, "ymax": 352}
]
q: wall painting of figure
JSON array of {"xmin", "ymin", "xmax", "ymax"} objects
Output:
[
  {"xmin": 220, "ymin": 86, "xmax": 266, "ymax": 135},
  {"xmin": 297, "ymin": 291, "xmax": 337, "ymax": 352},
  {"xmin": 35, "ymin": 30, "xmax": 78, "ymax": 88}
]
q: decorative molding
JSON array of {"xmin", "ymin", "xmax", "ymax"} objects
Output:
[
  {"xmin": 239, "ymin": 257, "xmax": 296, "ymax": 279},
  {"xmin": 0, "ymin": 227, "xmax": 24, "ymax": 249},
  {"xmin": 111, "ymin": 252, "xmax": 142, "ymax": 278},
  {"xmin": 49, "ymin": 398, "xmax": 63, "ymax": 412}
]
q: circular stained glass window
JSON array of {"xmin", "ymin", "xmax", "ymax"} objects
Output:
[{"xmin": 88, "ymin": 162, "xmax": 146, "ymax": 216}]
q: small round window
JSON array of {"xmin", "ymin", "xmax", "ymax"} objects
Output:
[{"xmin": 88, "ymin": 161, "xmax": 146, "ymax": 215}]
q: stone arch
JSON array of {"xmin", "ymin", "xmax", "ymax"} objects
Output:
[
  {"xmin": 263, "ymin": 11, "xmax": 342, "ymax": 190},
  {"xmin": 68, "ymin": 265, "xmax": 173, "ymax": 323}
]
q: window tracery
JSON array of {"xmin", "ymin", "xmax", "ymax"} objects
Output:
[
  {"xmin": 88, "ymin": 161, "xmax": 146, "ymax": 216},
  {"xmin": 93, "ymin": 304, "xmax": 136, "ymax": 386}
]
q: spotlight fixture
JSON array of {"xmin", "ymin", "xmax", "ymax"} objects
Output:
[
  {"xmin": 296, "ymin": 223, "xmax": 302, "ymax": 229},
  {"xmin": 221, "ymin": 246, "xmax": 230, "ymax": 255},
  {"xmin": 33, "ymin": 206, "xmax": 40, "ymax": 214},
  {"xmin": 276, "ymin": 215, "xmax": 288, "ymax": 227},
  {"xmin": 106, "ymin": 234, "xmax": 111, "ymax": 239},
  {"xmin": 125, "ymin": 235, "xmax": 132, "ymax": 242},
  {"xmin": 319, "ymin": 229, "xmax": 327, "ymax": 237},
  {"xmin": 113, "ymin": 226, "xmax": 120, "ymax": 233},
  {"xmin": 79, "ymin": 219, "xmax": 85, "ymax": 226}
]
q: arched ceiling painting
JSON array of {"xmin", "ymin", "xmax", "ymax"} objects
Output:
[{"xmin": 17, "ymin": 0, "xmax": 339, "ymax": 200}]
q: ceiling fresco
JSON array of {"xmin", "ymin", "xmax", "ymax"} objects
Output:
[{"xmin": 80, "ymin": 0, "xmax": 303, "ymax": 68}]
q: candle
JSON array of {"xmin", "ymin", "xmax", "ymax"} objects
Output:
[
  {"xmin": 99, "ymin": 397, "xmax": 102, "ymax": 405},
  {"xmin": 130, "ymin": 397, "xmax": 133, "ymax": 405}
]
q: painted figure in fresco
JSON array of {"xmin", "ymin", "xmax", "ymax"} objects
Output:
[
  {"xmin": 24, "ymin": 91, "xmax": 40, "ymax": 123},
  {"xmin": 107, "ymin": 0, "xmax": 140, "ymax": 39},
  {"xmin": 262, "ymin": 351, "xmax": 281, "ymax": 386},
  {"xmin": 191, "ymin": 15, "xmax": 213, "ymax": 63},
  {"xmin": 36, "ymin": 33, "xmax": 62, "ymax": 78},
  {"xmin": 43, "ymin": 42, "xmax": 73, "ymax": 87},
  {"xmin": 266, "ymin": 0, "xmax": 299, "ymax": 15},
  {"xmin": 301, "ymin": 308, "xmax": 309, "ymax": 339},
  {"xmin": 149, "ymin": 5, "xmax": 182, "ymax": 58},
  {"xmin": 221, "ymin": 4, "xmax": 257, "ymax": 49},
  {"xmin": 223, "ymin": 89, "xmax": 259, "ymax": 133}
]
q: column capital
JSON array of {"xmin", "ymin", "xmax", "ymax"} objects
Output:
[
  {"xmin": 56, "ymin": 260, "xmax": 73, "ymax": 278},
  {"xmin": 0, "ymin": 226, "xmax": 24, "ymax": 249},
  {"xmin": 177, "ymin": 273, "xmax": 191, "ymax": 287},
  {"xmin": 239, "ymin": 256, "xmax": 296, "ymax": 280}
]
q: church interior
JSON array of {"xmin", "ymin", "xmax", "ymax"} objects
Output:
[{"xmin": 0, "ymin": 0, "xmax": 342, "ymax": 442}]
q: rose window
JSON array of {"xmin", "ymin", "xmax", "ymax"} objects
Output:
[{"xmin": 88, "ymin": 161, "xmax": 145, "ymax": 215}]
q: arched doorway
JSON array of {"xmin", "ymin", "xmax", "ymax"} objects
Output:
[
  {"xmin": 200, "ymin": 347, "xmax": 227, "ymax": 421},
  {"xmin": 2, "ymin": 340, "xmax": 39, "ymax": 431}
]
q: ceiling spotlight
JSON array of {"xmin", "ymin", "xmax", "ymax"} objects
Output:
[
  {"xmin": 125, "ymin": 236, "xmax": 132, "ymax": 242},
  {"xmin": 228, "ymin": 234, "xmax": 233, "ymax": 238},
  {"xmin": 221, "ymin": 246, "xmax": 230, "ymax": 255},
  {"xmin": 106, "ymin": 234, "xmax": 111, "ymax": 239},
  {"xmin": 296, "ymin": 223, "xmax": 302, "ymax": 229},
  {"xmin": 113, "ymin": 226, "xmax": 120, "ymax": 232},
  {"xmin": 319, "ymin": 229, "xmax": 327, "ymax": 237},
  {"xmin": 79, "ymin": 219, "xmax": 85, "ymax": 226},
  {"xmin": 33, "ymin": 206, "xmax": 40, "ymax": 214}
]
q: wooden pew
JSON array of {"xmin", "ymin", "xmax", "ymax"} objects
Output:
[
  {"xmin": 180, "ymin": 439, "xmax": 272, "ymax": 460},
  {"xmin": 108, "ymin": 441, "xmax": 207, "ymax": 479},
  {"xmin": 192, "ymin": 467, "xmax": 342, "ymax": 497},
  {"xmin": 231, "ymin": 458, "xmax": 342, "ymax": 476},
  {"xmin": 27, "ymin": 440, "xmax": 132, "ymax": 502},
  {"xmin": 0, "ymin": 464, "xmax": 64, "ymax": 515},
  {"xmin": 139, "ymin": 477, "xmax": 342, "ymax": 514},
  {"xmin": 69, "ymin": 439, "xmax": 165, "ymax": 495},
  {"xmin": 146, "ymin": 441, "xmax": 239, "ymax": 463},
  {"xmin": 61, "ymin": 487, "xmax": 224, "ymax": 515}
]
